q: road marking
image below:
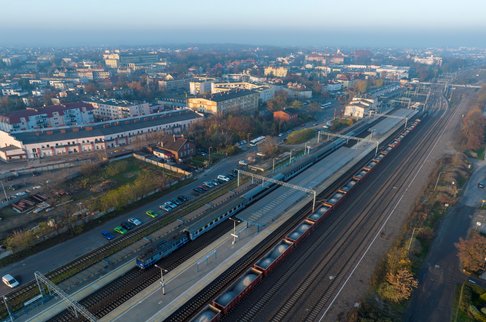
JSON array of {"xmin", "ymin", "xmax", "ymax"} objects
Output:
[{"xmin": 318, "ymin": 107, "xmax": 455, "ymax": 321}]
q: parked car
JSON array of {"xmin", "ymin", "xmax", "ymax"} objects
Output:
[
  {"xmin": 101, "ymin": 230, "xmax": 116, "ymax": 240},
  {"xmin": 217, "ymin": 175, "xmax": 230, "ymax": 182},
  {"xmin": 192, "ymin": 188, "xmax": 203, "ymax": 194},
  {"xmin": 199, "ymin": 185, "xmax": 209, "ymax": 191},
  {"xmin": 128, "ymin": 217, "xmax": 142, "ymax": 226},
  {"xmin": 114, "ymin": 226, "xmax": 128, "ymax": 235},
  {"xmin": 145, "ymin": 210, "xmax": 157, "ymax": 218},
  {"xmin": 160, "ymin": 204, "xmax": 172, "ymax": 212},
  {"xmin": 478, "ymin": 182, "xmax": 484, "ymax": 189},
  {"xmin": 2, "ymin": 274, "xmax": 19, "ymax": 288},
  {"xmin": 203, "ymin": 181, "xmax": 214, "ymax": 188},
  {"xmin": 121, "ymin": 221, "xmax": 135, "ymax": 231},
  {"xmin": 177, "ymin": 195, "xmax": 188, "ymax": 202}
]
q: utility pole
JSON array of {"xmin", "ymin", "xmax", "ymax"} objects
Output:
[
  {"xmin": 0, "ymin": 181, "xmax": 8, "ymax": 201},
  {"xmin": 154, "ymin": 265, "xmax": 168, "ymax": 295}
]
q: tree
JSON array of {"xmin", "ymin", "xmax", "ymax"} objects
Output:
[
  {"xmin": 266, "ymin": 90, "xmax": 289, "ymax": 112},
  {"xmin": 354, "ymin": 80, "xmax": 369, "ymax": 94},
  {"xmin": 379, "ymin": 268, "xmax": 418, "ymax": 302},
  {"xmin": 456, "ymin": 232, "xmax": 486, "ymax": 273},
  {"xmin": 259, "ymin": 137, "xmax": 279, "ymax": 157},
  {"xmin": 5, "ymin": 230, "xmax": 35, "ymax": 252},
  {"xmin": 461, "ymin": 106, "xmax": 485, "ymax": 150}
]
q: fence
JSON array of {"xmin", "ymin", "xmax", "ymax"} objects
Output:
[{"xmin": 132, "ymin": 153, "xmax": 193, "ymax": 176}]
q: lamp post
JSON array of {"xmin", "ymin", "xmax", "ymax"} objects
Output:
[
  {"xmin": 3, "ymin": 296, "xmax": 13, "ymax": 322},
  {"xmin": 154, "ymin": 264, "xmax": 168, "ymax": 295},
  {"xmin": 208, "ymin": 146, "xmax": 213, "ymax": 166},
  {"xmin": 229, "ymin": 218, "xmax": 240, "ymax": 245}
]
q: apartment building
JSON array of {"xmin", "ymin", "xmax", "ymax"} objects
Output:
[
  {"xmin": 0, "ymin": 110, "xmax": 201, "ymax": 160},
  {"xmin": 86, "ymin": 99, "xmax": 151, "ymax": 121},
  {"xmin": 187, "ymin": 90, "xmax": 259, "ymax": 115},
  {"xmin": 0, "ymin": 103, "xmax": 95, "ymax": 132}
]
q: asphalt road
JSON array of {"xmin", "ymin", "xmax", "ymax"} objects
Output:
[{"xmin": 405, "ymin": 160, "xmax": 486, "ymax": 322}]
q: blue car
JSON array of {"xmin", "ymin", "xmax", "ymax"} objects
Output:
[{"xmin": 101, "ymin": 230, "xmax": 115, "ymax": 240}]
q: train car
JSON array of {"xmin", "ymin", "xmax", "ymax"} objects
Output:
[
  {"xmin": 254, "ymin": 239, "xmax": 294, "ymax": 275},
  {"xmin": 338, "ymin": 179, "xmax": 358, "ymax": 194},
  {"xmin": 136, "ymin": 233, "xmax": 189, "ymax": 269},
  {"xmin": 190, "ymin": 304, "xmax": 221, "ymax": 322},
  {"xmin": 285, "ymin": 219, "xmax": 315, "ymax": 244},
  {"xmin": 363, "ymin": 160, "xmax": 378, "ymax": 172},
  {"xmin": 352, "ymin": 168, "xmax": 369, "ymax": 182},
  {"xmin": 185, "ymin": 198, "xmax": 247, "ymax": 240},
  {"xmin": 307, "ymin": 204, "xmax": 332, "ymax": 223},
  {"xmin": 373, "ymin": 153, "xmax": 386, "ymax": 163},
  {"xmin": 213, "ymin": 267, "xmax": 263, "ymax": 314},
  {"xmin": 325, "ymin": 191, "xmax": 345, "ymax": 207}
]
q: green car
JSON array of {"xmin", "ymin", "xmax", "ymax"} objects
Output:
[
  {"xmin": 145, "ymin": 210, "xmax": 157, "ymax": 218},
  {"xmin": 114, "ymin": 226, "xmax": 128, "ymax": 235}
]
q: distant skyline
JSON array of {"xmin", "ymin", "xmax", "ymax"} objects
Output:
[{"xmin": 1, "ymin": 0, "xmax": 486, "ymax": 48}]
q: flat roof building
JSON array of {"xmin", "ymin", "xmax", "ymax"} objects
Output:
[
  {"xmin": 0, "ymin": 109, "xmax": 201, "ymax": 160},
  {"xmin": 187, "ymin": 90, "xmax": 259, "ymax": 115}
]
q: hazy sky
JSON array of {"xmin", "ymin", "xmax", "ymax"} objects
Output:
[{"xmin": 1, "ymin": 0, "xmax": 485, "ymax": 47}]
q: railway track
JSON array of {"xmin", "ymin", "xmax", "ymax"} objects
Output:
[
  {"xmin": 49, "ymin": 219, "xmax": 234, "ymax": 321},
  {"xmin": 165, "ymin": 118, "xmax": 408, "ymax": 321},
  {"xmin": 0, "ymin": 178, "xmax": 253, "ymax": 317},
  {"xmin": 229, "ymin": 109, "xmax": 453, "ymax": 321}
]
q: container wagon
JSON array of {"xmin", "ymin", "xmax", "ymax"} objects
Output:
[
  {"xmin": 190, "ymin": 304, "xmax": 221, "ymax": 322},
  {"xmin": 338, "ymin": 179, "xmax": 358, "ymax": 194},
  {"xmin": 285, "ymin": 219, "xmax": 315, "ymax": 244},
  {"xmin": 213, "ymin": 267, "xmax": 263, "ymax": 314},
  {"xmin": 307, "ymin": 204, "xmax": 332, "ymax": 223},
  {"xmin": 254, "ymin": 239, "xmax": 294, "ymax": 275}
]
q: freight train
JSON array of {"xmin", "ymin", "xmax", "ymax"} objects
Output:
[{"xmin": 189, "ymin": 117, "xmax": 422, "ymax": 322}]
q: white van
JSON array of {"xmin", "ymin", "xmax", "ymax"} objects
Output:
[
  {"xmin": 238, "ymin": 160, "xmax": 248, "ymax": 166},
  {"xmin": 2, "ymin": 274, "xmax": 19, "ymax": 288}
]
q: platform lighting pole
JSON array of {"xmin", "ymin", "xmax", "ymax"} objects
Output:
[
  {"xmin": 154, "ymin": 264, "xmax": 168, "ymax": 295},
  {"xmin": 317, "ymin": 131, "xmax": 321, "ymax": 143},
  {"xmin": 289, "ymin": 150, "xmax": 293, "ymax": 164},
  {"xmin": 208, "ymin": 147, "xmax": 213, "ymax": 166},
  {"xmin": 272, "ymin": 158, "xmax": 276, "ymax": 173},
  {"xmin": 229, "ymin": 218, "xmax": 240, "ymax": 245},
  {"xmin": 3, "ymin": 296, "xmax": 13, "ymax": 322}
]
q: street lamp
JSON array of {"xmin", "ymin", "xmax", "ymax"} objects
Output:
[
  {"xmin": 3, "ymin": 296, "xmax": 13, "ymax": 322},
  {"xmin": 229, "ymin": 218, "xmax": 241, "ymax": 245},
  {"xmin": 154, "ymin": 264, "xmax": 168, "ymax": 295}
]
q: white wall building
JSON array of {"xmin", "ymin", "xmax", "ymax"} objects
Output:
[{"xmin": 0, "ymin": 110, "xmax": 201, "ymax": 160}]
